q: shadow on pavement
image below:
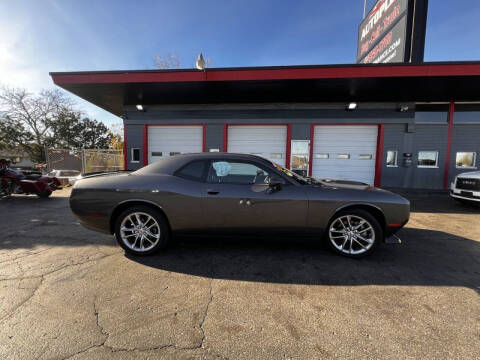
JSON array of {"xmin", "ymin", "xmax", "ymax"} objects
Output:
[
  {"xmin": 1, "ymin": 191, "xmax": 479, "ymax": 292},
  {"xmin": 394, "ymin": 192, "xmax": 480, "ymax": 214},
  {"xmin": 129, "ymin": 228, "xmax": 480, "ymax": 291}
]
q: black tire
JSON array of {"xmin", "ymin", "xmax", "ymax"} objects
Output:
[
  {"xmin": 114, "ymin": 205, "xmax": 170, "ymax": 256},
  {"xmin": 37, "ymin": 190, "xmax": 52, "ymax": 198},
  {"xmin": 325, "ymin": 208, "xmax": 382, "ymax": 258}
]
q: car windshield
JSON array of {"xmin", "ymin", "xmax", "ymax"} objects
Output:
[{"xmin": 270, "ymin": 161, "xmax": 313, "ymax": 185}]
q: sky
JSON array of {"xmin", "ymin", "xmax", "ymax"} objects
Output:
[{"xmin": 1, "ymin": 0, "xmax": 479, "ymax": 127}]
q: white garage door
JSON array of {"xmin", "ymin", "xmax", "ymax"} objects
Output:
[
  {"xmin": 312, "ymin": 125, "xmax": 378, "ymax": 185},
  {"xmin": 227, "ymin": 125, "xmax": 287, "ymax": 167},
  {"xmin": 148, "ymin": 125, "xmax": 203, "ymax": 164}
]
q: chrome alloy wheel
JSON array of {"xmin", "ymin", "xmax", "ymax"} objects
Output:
[
  {"xmin": 119, "ymin": 212, "xmax": 161, "ymax": 252},
  {"xmin": 329, "ymin": 215, "xmax": 375, "ymax": 255}
]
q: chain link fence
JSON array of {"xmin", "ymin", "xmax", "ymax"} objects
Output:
[{"xmin": 45, "ymin": 148, "xmax": 124, "ymax": 174}]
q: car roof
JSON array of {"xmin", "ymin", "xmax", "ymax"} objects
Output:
[
  {"xmin": 171, "ymin": 152, "xmax": 270, "ymax": 160},
  {"xmin": 134, "ymin": 153, "xmax": 274, "ymax": 175}
]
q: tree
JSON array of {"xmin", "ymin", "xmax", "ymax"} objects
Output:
[
  {"xmin": 77, "ymin": 118, "xmax": 113, "ymax": 149},
  {"xmin": 0, "ymin": 87, "xmax": 116, "ymax": 163},
  {"xmin": 47, "ymin": 113, "xmax": 114, "ymax": 149},
  {"xmin": 108, "ymin": 123, "xmax": 124, "ymax": 150},
  {"xmin": 154, "ymin": 53, "xmax": 181, "ymax": 69},
  {"xmin": 0, "ymin": 87, "xmax": 73, "ymax": 162}
]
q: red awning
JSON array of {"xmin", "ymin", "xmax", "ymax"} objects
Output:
[{"xmin": 50, "ymin": 62, "xmax": 480, "ymax": 116}]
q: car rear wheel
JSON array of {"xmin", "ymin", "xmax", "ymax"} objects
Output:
[
  {"xmin": 114, "ymin": 206, "xmax": 169, "ymax": 256},
  {"xmin": 326, "ymin": 209, "xmax": 382, "ymax": 258}
]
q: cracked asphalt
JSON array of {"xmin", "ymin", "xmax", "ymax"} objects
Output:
[{"xmin": 0, "ymin": 188, "xmax": 479, "ymax": 359}]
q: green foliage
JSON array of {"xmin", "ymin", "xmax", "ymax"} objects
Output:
[
  {"xmin": 0, "ymin": 87, "xmax": 115, "ymax": 163},
  {"xmin": 48, "ymin": 112, "xmax": 113, "ymax": 149}
]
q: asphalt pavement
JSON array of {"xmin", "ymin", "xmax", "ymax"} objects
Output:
[{"xmin": 0, "ymin": 188, "xmax": 479, "ymax": 359}]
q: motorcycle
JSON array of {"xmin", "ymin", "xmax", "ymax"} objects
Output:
[{"xmin": 0, "ymin": 159, "xmax": 61, "ymax": 198}]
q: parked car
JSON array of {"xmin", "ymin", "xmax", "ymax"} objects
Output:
[
  {"xmin": 450, "ymin": 171, "xmax": 480, "ymax": 204},
  {"xmin": 69, "ymin": 153, "xmax": 410, "ymax": 258},
  {"xmin": 48, "ymin": 169, "xmax": 81, "ymax": 187}
]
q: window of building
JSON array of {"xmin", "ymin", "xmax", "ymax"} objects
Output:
[
  {"xmin": 170, "ymin": 152, "xmax": 181, "ymax": 156},
  {"xmin": 175, "ymin": 161, "xmax": 206, "ymax": 181},
  {"xmin": 131, "ymin": 148, "xmax": 140, "ymax": 163},
  {"xmin": 358, "ymin": 154, "xmax": 372, "ymax": 160},
  {"xmin": 270, "ymin": 153, "xmax": 283, "ymax": 159},
  {"xmin": 336, "ymin": 154, "xmax": 350, "ymax": 159},
  {"xmin": 386, "ymin": 151, "xmax": 398, "ymax": 167},
  {"xmin": 456, "ymin": 152, "xmax": 476, "ymax": 168},
  {"xmin": 151, "ymin": 152, "xmax": 163, "ymax": 157},
  {"xmin": 315, "ymin": 154, "xmax": 329, "ymax": 159},
  {"xmin": 290, "ymin": 140, "xmax": 310, "ymax": 175},
  {"xmin": 207, "ymin": 161, "xmax": 280, "ymax": 185},
  {"xmin": 418, "ymin": 151, "xmax": 439, "ymax": 168}
]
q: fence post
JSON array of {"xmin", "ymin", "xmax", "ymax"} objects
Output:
[
  {"xmin": 44, "ymin": 147, "xmax": 50, "ymax": 173},
  {"xmin": 81, "ymin": 150, "xmax": 86, "ymax": 174}
]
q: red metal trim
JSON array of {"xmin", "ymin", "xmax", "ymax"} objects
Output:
[
  {"xmin": 374, "ymin": 124, "xmax": 385, "ymax": 187},
  {"xmin": 146, "ymin": 123, "xmax": 206, "ymax": 126},
  {"xmin": 443, "ymin": 102, "xmax": 455, "ymax": 189},
  {"xmin": 222, "ymin": 124, "xmax": 228, "ymax": 152},
  {"xmin": 285, "ymin": 124, "xmax": 292, "ymax": 169},
  {"xmin": 123, "ymin": 123, "xmax": 127, "ymax": 170},
  {"xmin": 51, "ymin": 63, "xmax": 480, "ymax": 85},
  {"xmin": 142, "ymin": 125, "xmax": 148, "ymax": 167},
  {"xmin": 308, "ymin": 124, "xmax": 314, "ymax": 177}
]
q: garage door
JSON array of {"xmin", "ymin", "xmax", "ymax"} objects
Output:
[
  {"xmin": 148, "ymin": 125, "xmax": 203, "ymax": 164},
  {"xmin": 311, "ymin": 125, "xmax": 378, "ymax": 185},
  {"xmin": 227, "ymin": 125, "xmax": 288, "ymax": 167}
]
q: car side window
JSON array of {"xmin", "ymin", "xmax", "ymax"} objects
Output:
[
  {"xmin": 175, "ymin": 161, "xmax": 206, "ymax": 182},
  {"xmin": 207, "ymin": 160, "xmax": 281, "ymax": 184}
]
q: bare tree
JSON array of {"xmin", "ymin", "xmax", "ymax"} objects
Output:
[
  {"xmin": 154, "ymin": 53, "xmax": 181, "ymax": 69},
  {"xmin": 0, "ymin": 87, "xmax": 73, "ymax": 162}
]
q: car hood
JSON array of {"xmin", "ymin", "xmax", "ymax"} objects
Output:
[{"xmin": 456, "ymin": 171, "xmax": 480, "ymax": 179}]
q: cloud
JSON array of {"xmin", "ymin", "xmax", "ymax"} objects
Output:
[{"xmin": 0, "ymin": 1, "xmax": 121, "ymax": 127}]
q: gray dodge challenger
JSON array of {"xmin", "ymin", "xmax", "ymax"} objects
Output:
[{"xmin": 70, "ymin": 153, "xmax": 410, "ymax": 258}]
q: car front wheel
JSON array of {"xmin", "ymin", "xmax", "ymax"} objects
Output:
[
  {"xmin": 326, "ymin": 209, "xmax": 382, "ymax": 258},
  {"xmin": 114, "ymin": 206, "xmax": 169, "ymax": 256}
]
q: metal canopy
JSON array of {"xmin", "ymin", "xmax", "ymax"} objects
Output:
[{"xmin": 50, "ymin": 62, "xmax": 480, "ymax": 116}]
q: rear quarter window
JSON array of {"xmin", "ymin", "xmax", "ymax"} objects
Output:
[{"xmin": 175, "ymin": 160, "xmax": 206, "ymax": 181}]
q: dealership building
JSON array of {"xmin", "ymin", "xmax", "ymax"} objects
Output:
[{"xmin": 50, "ymin": 61, "xmax": 480, "ymax": 189}]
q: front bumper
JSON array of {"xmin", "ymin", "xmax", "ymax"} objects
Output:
[
  {"xmin": 385, "ymin": 233, "xmax": 402, "ymax": 244},
  {"xmin": 450, "ymin": 183, "xmax": 480, "ymax": 202}
]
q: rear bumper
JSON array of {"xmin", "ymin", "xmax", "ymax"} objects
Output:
[{"xmin": 69, "ymin": 192, "xmax": 111, "ymax": 234}]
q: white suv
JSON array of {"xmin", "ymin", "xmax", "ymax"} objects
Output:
[{"xmin": 450, "ymin": 171, "xmax": 480, "ymax": 203}]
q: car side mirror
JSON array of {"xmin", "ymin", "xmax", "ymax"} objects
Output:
[{"xmin": 266, "ymin": 176, "xmax": 284, "ymax": 193}]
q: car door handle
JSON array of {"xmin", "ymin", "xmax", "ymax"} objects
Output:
[{"xmin": 207, "ymin": 190, "xmax": 219, "ymax": 195}]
